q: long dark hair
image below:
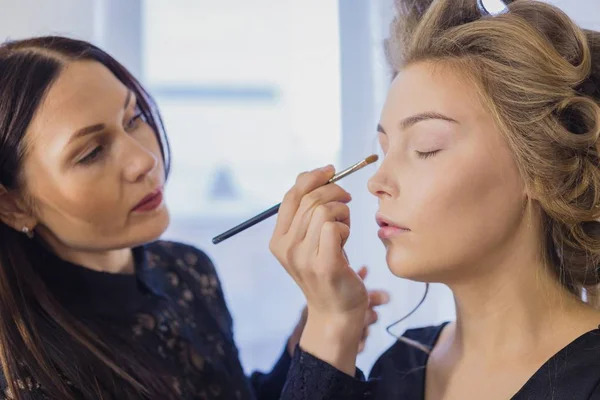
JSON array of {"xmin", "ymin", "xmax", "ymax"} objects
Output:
[{"xmin": 0, "ymin": 36, "xmax": 174, "ymax": 399}]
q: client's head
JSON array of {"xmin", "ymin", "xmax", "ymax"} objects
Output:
[{"xmin": 369, "ymin": 0, "xmax": 600, "ymax": 300}]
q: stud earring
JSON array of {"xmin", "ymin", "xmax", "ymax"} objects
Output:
[{"xmin": 21, "ymin": 226, "xmax": 34, "ymax": 239}]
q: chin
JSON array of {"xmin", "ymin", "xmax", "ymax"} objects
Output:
[
  {"xmin": 130, "ymin": 206, "xmax": 171, "ymax": 246},
  {"xmin": 385, "ymin": 246, "xmax": 447, "ymax": 283}
]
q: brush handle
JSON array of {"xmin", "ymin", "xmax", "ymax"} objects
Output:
[
  {"xmin": 212, "ymin": 155, "xmax": 378, "ymax": 245},
  {"xmin": 212, "ymin": 203, "xmax": 281, "ymax": 244},
  {"xmin": 212, "ymin": 170, "xmax": 345, "ymax": 244}
]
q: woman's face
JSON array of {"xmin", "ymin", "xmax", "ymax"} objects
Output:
[
  {"xmin": 19, "ymin": 60, "xmax": 169, "ymax": 251},
  {"xmin": 368, "ymin": 62, "xmax": 527, "ymax": 282}
]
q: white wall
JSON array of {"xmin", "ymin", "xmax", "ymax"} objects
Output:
[
  {"xmin": 546, "ymin": 0, "xmax": 600, "ymax": 30},
  {"xmin": 0, "ymin": 0, "xmax": 142, "ymax": 77},
  {"xmin": 0, "ymin": 0, "xmax": 96, "ymax": 41}
]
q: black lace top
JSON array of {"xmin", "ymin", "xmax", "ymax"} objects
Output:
[
  {"xmin": 3, "ymin": 240, "xmax": 290, "ymax": 399},
  {"xmin": 282, "ymin": 324, "xmax": 600, "ymax": 400}
]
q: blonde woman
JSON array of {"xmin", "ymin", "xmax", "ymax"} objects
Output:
[{"xmin": 274, "ymin": 1, "xmax": 600, "ymax": 399}]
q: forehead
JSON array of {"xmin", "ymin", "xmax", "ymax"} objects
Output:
[
  {"xmin": 26, "ymin": 60, "xmax": 128, "ymax": 151},
  {"xmin": 382, "ymin": 61, "xmax": 487, "ymax": 125}
]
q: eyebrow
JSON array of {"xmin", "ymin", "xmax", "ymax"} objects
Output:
[
  {"xmin": 68, "ymin": 90, "xmax": 134, "ymax": 144},
  {"xmin": 377, "ymin": 111, "xmax": 459, "ymax": 135}
]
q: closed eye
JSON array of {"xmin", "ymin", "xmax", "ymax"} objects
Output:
[{"xmin": 416, "ymin": 150, "xmax": 440, "ymax": 159}]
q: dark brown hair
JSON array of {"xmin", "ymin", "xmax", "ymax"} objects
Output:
[
  {"xmin": 0, "ymin": 36, "xmax": 174, "ymax": 399},
  {"xmin": 386, "ymin": 0, "xmax": 600, "ymax": 303}
]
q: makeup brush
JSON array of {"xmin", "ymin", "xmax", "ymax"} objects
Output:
[{"xmin": 212, "ymin": 154, "xmax": 379, "ymax": 244}]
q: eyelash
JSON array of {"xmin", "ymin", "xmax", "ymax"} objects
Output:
[
  {"xmin": 78, "ymin": 145, "xmax": 104, "ymax": 165},
  {"xmin": 125, "ymin": 112, "xmax": 144, "ymax": 132},
  {"xmin": 77, "ymin": 112, "xmax": 145, "ymax": 165},
  {"xmin": 416, "ymin": 150, "xmax": 440, "ymax": 159}
]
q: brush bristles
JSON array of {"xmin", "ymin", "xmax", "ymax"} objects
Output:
[{"xmin": 365, "ymin": 154, "xmax": 379, "ymax": 165}]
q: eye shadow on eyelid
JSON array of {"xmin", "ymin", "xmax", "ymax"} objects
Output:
[{"xmin": 412, "ymin": 130, "xmax": 454, "ymax": 150}]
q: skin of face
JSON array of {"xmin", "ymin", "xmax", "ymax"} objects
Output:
[
  {"xmin": 368, "ymin": 61, "xmax": 529, "ymax": 284},
  {"xmin": 7, "ymin": 60, "xmax": 170, "ymax": 266}
]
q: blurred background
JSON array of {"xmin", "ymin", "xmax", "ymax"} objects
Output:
[{"xmin": 1, "ymin": 0, "xmax": 598, "ymax": 375}]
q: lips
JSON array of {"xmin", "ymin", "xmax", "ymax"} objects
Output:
[
  {"xmin": 132, "ymin": 187, "xmax": 164, "ymax": 212},
  {"xmin": 376, "ymin": 214, "xmax": 410, "ymax": 240}
]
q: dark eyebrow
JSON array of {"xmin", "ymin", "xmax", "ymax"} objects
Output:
[
  {"xmin": 68, "ymin": 123, "xmax": 106, "ymax": 145},
  {"xmin": 68, "ymin": 90, "xmax": 133, "ymax": 145},
  {"xmin": 377, "ymin": 112, "xmax": 458, "ymax": 135}
]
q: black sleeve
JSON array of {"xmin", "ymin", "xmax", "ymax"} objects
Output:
[
  {"xmin": 188, "ymin": 245, "xmax": 293, "ymax": 399},
  {"xmin": 279, "ymin": 346, "xmax": 377, "ymax": 400},
  {"xmin": 590, "ymin": 382, "xmax": 600, "ymax": 400},
  {"xmin": 249, "ymin": 344, "xmax": 292, "ymax": 400}
]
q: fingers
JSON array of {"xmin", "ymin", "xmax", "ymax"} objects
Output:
[
  {"xmin": 273, "ymin": 166, "xmax": 337, "ymax": 237},
  {"xmin": 305, "ymin": 202, "xmax": 351, "ymax": 252},
  {"xmin": 269, "ymin": 164, "xmax": 370, "ymax": 321},
  {"xmin": 357, "ymin": 309, "xmax": 379, "ymax": 353},
  {"xmin": 358, "ymin": 330, "xmax": 368, "ymax": 353},
  {"xmin": 287, "ymin": 184, "xmax": 351, "ymax": 242},
  {"xmin": 318, "ymin": 221, "xmax": 351, "ymax": 266},
  {"xmin": 357, "ymin": 266, "xmax": 368, "ymax": 280},
  {"xmin": 368, "ymin": 290, "xmax": 391, "ymax": 307},
  {"xmin": 365, "ymin": 308, "xmax": 379, "ymax": 326},
  {"xmin": 358, "ymin": 311, "xmax": 377, "ymax": 353}
]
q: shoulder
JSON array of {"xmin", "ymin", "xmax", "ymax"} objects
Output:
[
  {"xmin": 143, "ymin": 240, "xmax": 225, "ymax": 304},
  {"xmin": 145, "ymin": 240, "xmax": 217, "ymax": 275},
  {"xmin": 144, "ymin": 240, "xmax": 234, "ymax": 333},
  {"xmin": 534, "ymin": 329, "xmax": 600, "ymax": 399},
  {"xmin": 366, "ymin": 324, "xmax": 447, "ymax": 398},
  {"xmin": 403, "ymin": 323, "xmax": 448, "ymax": 344},
  {"xmin": 369, "ymin": 323, "xmax": 447, "ymax": 379},
  {"xmin": 0, "ymin": 372, "xmax": 51, "ymax": 399}
]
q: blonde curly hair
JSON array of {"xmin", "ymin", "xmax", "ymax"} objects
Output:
[{"xmin": 386, "ymin": 0, "xmax": 600, "ymax": 304}]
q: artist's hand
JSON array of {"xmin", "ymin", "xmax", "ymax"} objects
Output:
[
  {"xmin": 270, "ymin": 165, "xmax": 372, "ymax": 375},
  {"xmin": 287, "ymin": 266, "xmax": 390, "ymax": 356}
]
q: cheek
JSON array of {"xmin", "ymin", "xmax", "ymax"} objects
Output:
[
  {"xmin": 408, "ymin": 129, "xmax": 524, "ymax": 229},
  {"xmin": 399, "ymin": 153, "xmax": 491, "ymax": 228},
  {"xmin": 34, "ymin": 174, "xmax": 120, "ymax": 224},
  {"xmin": 395, "ymin": 142, "xmax": 525, "ymax": 273},
  {"xmin": 23, "ymin": 148, "xmax": 121, "ymax": 225}
]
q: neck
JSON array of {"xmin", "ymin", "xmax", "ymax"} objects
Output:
[
  {"xmin": 61, "ymin": 247, "xmax": 135, "ymax": 274},
  {"xmin": 38, "ymin": 236, "xmax": 134, "ymax": 274},
  {"xmin": 447, "ymin": 240, "xmax": 597, "ymax": 360}
]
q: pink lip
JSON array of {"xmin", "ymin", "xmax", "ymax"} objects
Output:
[
  {"xmin": 376, "ymin": 214, "xmax": 410, "ymax": 239},
  {"xmin": 132, "ymin": 187, "xmax": 164, "ymax": 212}
]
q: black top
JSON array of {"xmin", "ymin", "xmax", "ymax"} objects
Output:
[
  {"xmin": 282, "ymin": 323, "xmax": 600, "ymax": 400},
  {"xmin": 3, "ymin": 240, "xmax": 290, "ymax": 399}
]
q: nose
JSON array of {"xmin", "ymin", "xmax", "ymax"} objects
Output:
[
  {"xmin": 367, "ymin": 161, "xmax": 397, "ymax": 199},
  {"xmin": 123, "ymin": 138, "xmax": 159, "ymax": 183}
]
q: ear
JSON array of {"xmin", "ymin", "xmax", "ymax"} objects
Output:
[
  {"xmin": 522, "ymin": 177, "xmax": 541, "ymax": 202},
  {"xmin": 0, "ymin": 185, "xmax": 37, "ymax": 232}
]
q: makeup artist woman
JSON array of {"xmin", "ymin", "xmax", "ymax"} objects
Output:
[{"xmin": 0, "ymin": 36, "xmax": 387, "ymax": 400}]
